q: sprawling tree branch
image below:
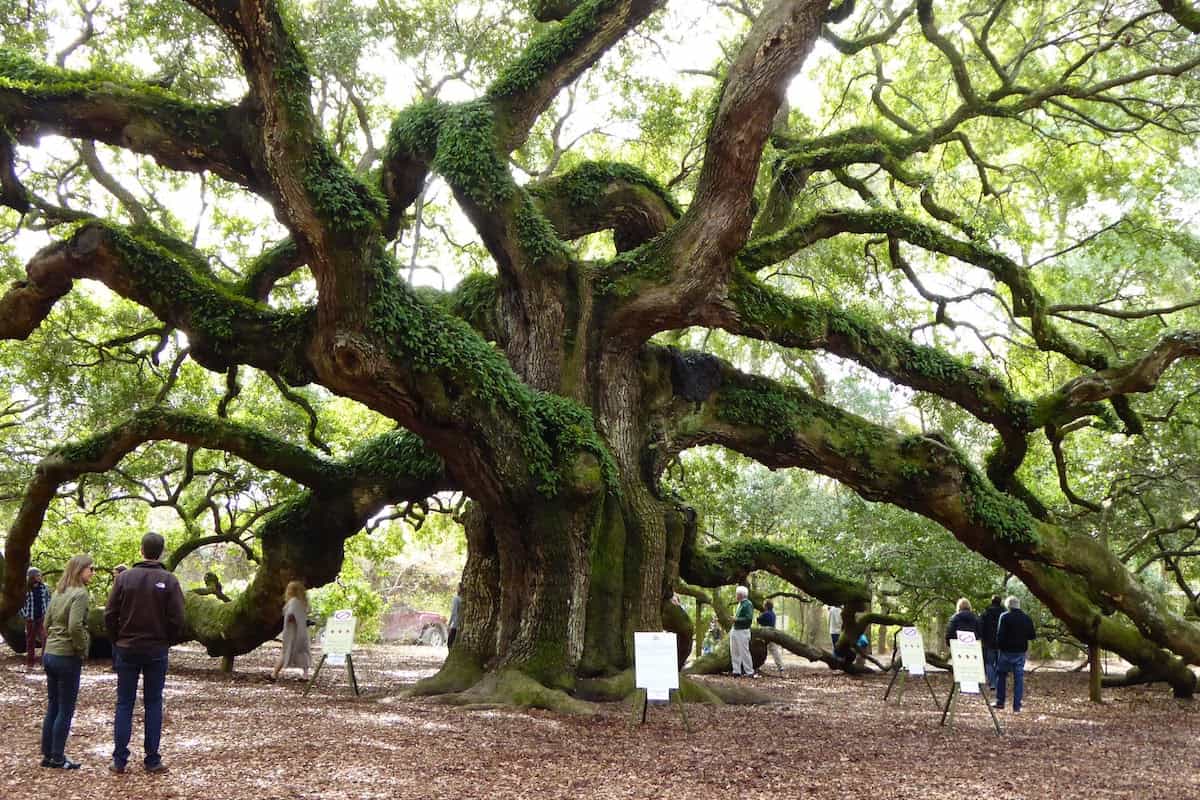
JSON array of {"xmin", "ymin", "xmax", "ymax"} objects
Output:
[
  {"xmin": 0, "ymin": 221, "xmax": 317, "ymax": 382},
  {"xmin": 648, "ymin": 350, "xmax": 1200, "ymax": 694},
  {"xmin": 1, "ymin": 407, "xmax": 448, "ymax": 656},
  {"xmin": 0, "ymin": 50, "xmax": 264, "ymax": 193}
]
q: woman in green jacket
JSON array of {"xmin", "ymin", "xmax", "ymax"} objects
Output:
[{"xmin": 41, "ymin": 554, "xmax": 95, "ymax": 770}]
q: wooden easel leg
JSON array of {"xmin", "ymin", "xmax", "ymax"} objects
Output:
[
  {"xmin": 303, "ymin": 654, "xmax": 327, "ymax": 697},
  {"xmin": 883, "ymin": 666, "xmax": 902, "ymax": 701},
  {"xmin": 923, "ymin": 674, "xmax": 941, "ymax": 708},
  {"xmin": 981, "ymin": 683, "xmax": 1003, "ymax": 735},
  {"xmin": 671, "ymin": 689, "xmax": 692, "ymax": 734},
  {"xmin": 940, "ymin": 683, "xmax": 959, "ymax": 727},
  {"xmin": 630, "ymin": 689, "xmax": 647, "ymax": 726},
  {"xmin": 346, "ymin": 653, "xmax": 361, "ymax": 696}
]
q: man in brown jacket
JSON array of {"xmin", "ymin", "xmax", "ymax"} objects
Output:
[{"xmin": 104, "ymin": 532, "xmax": 185, "ymax": 775}]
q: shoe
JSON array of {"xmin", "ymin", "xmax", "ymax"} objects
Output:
[
  {"xmin": 749, "ymin": 672, "xmax": 760, "ymax": 679},
  {"xmin": 108, "ymin": 761, "xmax": 126, "ymax": 774},
  {"xmin": 145, "ymin": 762, "xmax": 169, "ymax": 774},
  {"xmin": 1013, "ymin": 708, "xmax": 1021, "ymax": 713},
  {"xmin": 993, "ymin": 702, "xmax": 1004, "ymax": 709},
  {"xmin": 44, "ymin": 757, "xmax": 81, "ymax": 770}
]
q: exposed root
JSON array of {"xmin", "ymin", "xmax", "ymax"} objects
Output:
[
  {"xmin": 409, "ymin": 650, "xmax": 485, "ymax": 697},
  {"xmin": 576, "ymin": 669, "xmax": 635, "ymax": 702},
  {"xmin": 431, "ymin": 669, "xmax": 599, "ymax": 715}
]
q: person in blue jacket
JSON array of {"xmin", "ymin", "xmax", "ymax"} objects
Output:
[{"xmin": 994, "ymin": 596, "xmax": 1037, "ymax": 712}]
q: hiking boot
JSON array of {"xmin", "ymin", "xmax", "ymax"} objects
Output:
[{"xmin": 145, "ymin": 762, "xmax": 169, "ymax": 774}]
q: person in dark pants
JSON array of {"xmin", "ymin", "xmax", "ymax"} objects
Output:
[
  {"xmin": 757, "ymin": 600, "xmax": 784, "ymax": 675},
  {"xmin": 447, "ymin": 590, "xmax": 462, "ymax": 648},
  {"xmin": 21, "ymin": 567, "xmax": 52, "ymax": 670},
  {"xmin": 41, "ymin": 555, "xmax": 95, "ymax": 769},
  {"xmin": 994, "ymin": 595, "xmax": 1037, "ymax": 712},
  {"xmin": 104, "ymin": 532, "xmax": 185, "ymax": 775},
  {"xmin": 944, "ymin": 597, "xmax": 982, "ymax": 645},
  {"xmin": 979, "ymin": 596, "xmax": 1005, "ymax": 690}
]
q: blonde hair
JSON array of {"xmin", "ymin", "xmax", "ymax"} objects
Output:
[
  {"xmin": 56, "ymin": 555, "xmax": 94, "ymax": 593},
  {"xmin": 284, "ymin": 580, "xmax": 308, "ymax": 603},
  {"xmin": 956, "ymin": 597, "xmax": 972, "ymax": 612}
]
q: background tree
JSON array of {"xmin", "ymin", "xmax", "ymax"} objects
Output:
[{"xmin": 3, "ymin": 0, "xmax": 1200, "ymax": 708}]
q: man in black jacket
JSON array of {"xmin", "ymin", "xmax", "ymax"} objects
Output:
[
  {"xmin": 104, "ymin": 532, "xmax": 185, "ymax": 774},
  {"xmin": 994, "ymin": 595, "xmax": 1037, "ymax": 712},
  {"xmin": 979, "ymin": 596, "xmax": 1005, "ymax": 690}
]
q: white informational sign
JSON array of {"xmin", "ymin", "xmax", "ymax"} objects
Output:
[
  {"xmin": 323, "ymin": 609, "xmax": 357, "ymax": 657},
  {"xmin": 634, "ymin": 631, "xmax": 680, "ymax": 697},
  {"xmin": 897, "ymin": 627, "xmax": 926, "ymax": 676},
  {"xmin": 950, "ymin": 631, "xmax": 985, "ymax": 693}
]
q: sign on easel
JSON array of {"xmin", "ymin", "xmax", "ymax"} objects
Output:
[
  {"xmin": 942, "ymin": 630, "xmax": 1001, "ymax": 735},
  {"xmin": 323, "ymin": 609, "xmax": 357, "ymax": 665},
  {"xmin": 898, "ymin": 627, "xmax": 926, "ymax": 675},
  {"xmin": 632, "ymin": 632, "xmax": 688, "ymax": 731},
  {"xmin": 883, "ymin": 627, "xmax": 940, "ymax": 708},
  {"xmin": 305, "ymin": 609, "xmax": 361, "ymax": 697},
  {"xmin": 950, "ymin": 631, "xmax": 985, "ymax": 693}
]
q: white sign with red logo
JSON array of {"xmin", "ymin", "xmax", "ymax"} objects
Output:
[
  {"xmin": 898, "ymin": 626, "xmax": 926, "ymax": 676},
  {"xmin": 323, "ymin": 609, "xmax": 357, "ymax": 663},
  {"xmin": 950, "ymin": 631, "xmax": 985, "ymax": 693}
]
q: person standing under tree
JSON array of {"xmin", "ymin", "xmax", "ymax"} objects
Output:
[
  {"xmin": 105, "ymin": 532, "xmax": 186, "ymax": 775},
  {"xmin": 272, "ymin": 580, "xmax": 311, "ymax": 681},
  {"xmin": 730, "ymin": 586, "xmax": 756, "ymax": 678},
  {"xmin": 979, "ymin": 595, "xmax": 1005, "ymax": 690},
  {"xmin": 827, "ymin": 605, "xmax": 842, "ymax": 647},
  {"xmin": 40, "ymin": 555, "xmax": 95, "ymax": 770},
  {"xmin": 994, "ymin": 596, "xmax": 1037, "ymax": 713},
  {"xmin": 21, "ymin": 566, "xmax": 52, "ymax": 670},
  {"xmin": 447, "ymin": 589, "xmax": 462, "ymax": 648},
  {"xmin": 944, "ymin": 597, "xmax": 982, "ymax": 645},
  {"xmin": 757, "ymin": 600, "xmax": 784, "ymax": 675}
]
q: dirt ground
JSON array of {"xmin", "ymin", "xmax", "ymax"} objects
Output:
[{"xmin": 2, "ymin": 643, "xmax": 1198, "ymax": 800}]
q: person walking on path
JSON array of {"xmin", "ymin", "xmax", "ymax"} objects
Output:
[
  {"xmin": 994, "ymin": 596, "xmax": 1037, "ymax": 712},
  {"xmin": 105, "ymin": 532, "xmax": 186, "ymax": 775},
  {"xmin": 40, "ymin": 555, "xmax": 95, "ymax": 770},
  {"xmin": 729, "ymin": 586, "xmax": 756, "ymax": 677},
  {"xmin": 21, "ymin": 567, "xmax": 52, "ymax": 670},
  {"xmin": 979, "ymin": 596, "xmax": 1005, "ymax": 690},
  {"xmin": 944, "ymin": 598, "xmax": 982, "ymax": 645},
  {"xmin": 272, "ymin": 580, "xmax": 311, "ymax": 681},
  {"xmin": 447, "ymin": 590, "xmax": 462, "ymax": 648},
  {"xmin": 827, "ymin": 605, "xmax": 842, "ymax": 647},
  {"xmin": 757, "ymin": 600, "xmax": 784, "ymax": 675}
]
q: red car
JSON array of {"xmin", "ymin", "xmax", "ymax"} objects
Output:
[{"xmin": 380, "ymin": 603, "xmax": 448, "ymax": 646}]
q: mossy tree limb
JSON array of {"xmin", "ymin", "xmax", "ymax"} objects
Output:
[
  {"xmin": 0, "ymin": 48, "xmax": 264, "ymax": 193},
  {"xmin": 2, "ymin": 409, "xmax": 448, "ymax": 657},
  {"xmin": 1, "ymin": 221, "xmax": 317, "ymax": 383},
  {"xmin": 655, "ymin": 352, "xmax": 1199, "ymax": 695}
]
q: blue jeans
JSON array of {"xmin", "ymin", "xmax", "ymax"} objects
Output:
[
  {"xmin": 983, "ymin": 646, "xmax": 998, "ymax": 688},
  {"xmin": 994, "ymin": 651, "xmax": 1026, "ymax": 710},
  {"xmin": 113, "ymin": 648, "xmax": 169, "ymax": 768},
  {"xmin": 42, "ymin": 653, "xmax": 83, "ymax": 761}
]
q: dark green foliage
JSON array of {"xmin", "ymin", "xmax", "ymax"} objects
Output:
[
  {"xmin": 533, "ymin": 160, "xmax": 683, "ymax": 218},
  {"xmin": 302, "ymin": 142, "xmax": 387, "ymax": 232},
  {"xmin": 487, "ymin": 0, "xmax": 620, "ymax": 100}
]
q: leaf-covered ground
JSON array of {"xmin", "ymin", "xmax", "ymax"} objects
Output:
[{"xmin": 2, "ymin": 644, "xmax": 1197, "ymax": 799}]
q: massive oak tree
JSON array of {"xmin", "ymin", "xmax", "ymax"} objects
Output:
[{"xmin": 3, "ymin": 0, "xmax": 1200, "ymax": 706}]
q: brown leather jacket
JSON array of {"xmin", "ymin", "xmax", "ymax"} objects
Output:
[{"xmin": 104, "ymin": 560, "xmax": 186, "ymax": 652}]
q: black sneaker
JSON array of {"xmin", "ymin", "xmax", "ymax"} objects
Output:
[
  {"xmin": 108, "ymin": 761, "xmax": 126, "ymax": 774},
  {"xmin": 145, "ymin": 762, "xmax": 169, "ymax": 774},
  {"xmin": 45, "ymin": 757, "xmax": 81, "ymax": 770}
]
